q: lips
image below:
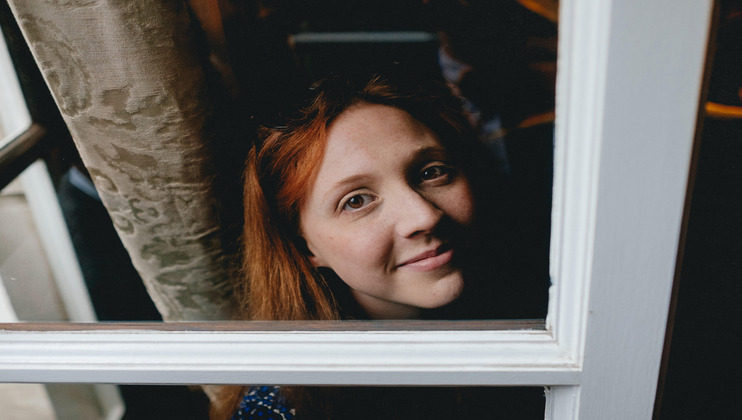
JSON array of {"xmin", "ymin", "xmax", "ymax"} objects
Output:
[{"xmin": 397, "ymin": 244, "xmax": 454, "ymax": 272}]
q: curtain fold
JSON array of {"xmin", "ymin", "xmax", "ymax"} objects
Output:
[{"xmin": 7, "ymin": 0, "xmax": 237, "ymax": 321}]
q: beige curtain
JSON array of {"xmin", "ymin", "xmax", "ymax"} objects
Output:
[{"xmin": 7, "ymin": 0, "xmax": 238, "ymax": 321}]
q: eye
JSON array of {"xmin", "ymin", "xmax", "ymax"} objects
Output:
[
  {"xmin": 342, "ymin": 193, "xmax": 375, "ymax": 211},
  {"xmin": 419, "ymin": 165, "xmax": 451, "ymax": 182}
]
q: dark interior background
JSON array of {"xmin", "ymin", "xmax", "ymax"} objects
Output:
[{"xmin": 655, "ymin": 2, "xmax": 742, "ymax": 419}]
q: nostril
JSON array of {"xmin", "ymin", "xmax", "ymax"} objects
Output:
[{"xmin": 399, "ymin": 195, "xmax": 444, "ymax": 238}]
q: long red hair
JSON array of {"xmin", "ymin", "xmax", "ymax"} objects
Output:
[{"xmin": 240, "ymin": 99, "xmax": 336, "ymax": 320}]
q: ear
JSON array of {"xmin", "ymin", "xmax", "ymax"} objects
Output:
[
  {"xmin": 307, "ymin": 243, "xmax": 327, "ymax": 267},
  {"xmin": 299, "ymin": 235, "xmax": 327, "ymax": 268},
  {"xmin": 309, "ymin": 254, "xmax": 324, "ymax": 267}
]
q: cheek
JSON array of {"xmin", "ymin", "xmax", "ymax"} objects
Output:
[
  {"xmin": 320, "ymin": 223, "xmax": 392, "ymax": 272},
  {"xmin": 445, "ymin": 183, "xmax": 476, "ymax": 226}
]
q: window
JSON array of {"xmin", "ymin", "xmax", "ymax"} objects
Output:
[
  {"xmin": 0, "ymin": 23, "xmax": 125, "ymax": 419},
  {"xmin": 0, "ymin": 0, "xmax": 714, "ymax": 419}
]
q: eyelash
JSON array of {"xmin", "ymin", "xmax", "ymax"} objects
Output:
[
  {"xmin": 342, "ymin": 193, "xmax": 376, "ymax": 211},
  {"xmin": 339, "ymin": 163, "xmax": 455, "ymax": 213},
  {"xmin": 418, "ymin": 164, "xmax": 453, "ymax": 183}
]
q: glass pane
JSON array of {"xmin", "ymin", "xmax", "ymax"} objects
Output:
[
  {"xmin": 210, "ymin": 0, "xmax": 556, "ymax": 321},
  {"xmin": 0, "ymin": 161, "xmax": 162, "ymax": 322},
  {"xmin": 2, "ymin": 1, "xmax": 556, "ymax": 322},
  {"xmin": 0, "ymin": 384, "xmax": 544, "ymax": 419}
]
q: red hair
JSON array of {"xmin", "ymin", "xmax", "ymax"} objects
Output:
[{"xmin": 239, "ymin": 99, "xmax": 336, "ymax": 320}]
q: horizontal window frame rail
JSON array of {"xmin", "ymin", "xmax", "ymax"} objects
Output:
[{"xmin": 0, "ymin": 321, "xmax": 580, "ymax": 386}]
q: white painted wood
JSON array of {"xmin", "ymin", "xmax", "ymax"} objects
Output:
[
  {"xmin": 545, "ymin": 386, "xmax": 579, "ymax": 420},
  {"xmin": 0, "ymin": 275, "xmax": 19, "ymax": 322},
  {"xmin": 547, "ymin": 0, "xmax": 613, "ymax": 369},
  {"xmin": 545, "ymin": 0, "xmax": 614, "ymax": 416},
  {"xmin": 15, "ymin": 161, "xmax": 126, "ymax": 419},
  {"xmin": 550, "ymin": 0, "xmax": 713, "ymax": 419},
  {"xmin": 0, "ymin": 328, "xmax": 578, "ymax": 385},
  {"xmin": 19, "ymin": 161, "xmax": 98, "ymax": 322},
  {"xmin": 95, "ymin": 384, "xmax": 125, "ymax": 420},
  {"xmin": 0, "ymin": 31, "xmax": 31, "ymax": 144}
]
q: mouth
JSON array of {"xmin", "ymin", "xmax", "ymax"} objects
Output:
[{"xmin": 397, "ymin": 244, "xmax": 455, "ymax": 272}]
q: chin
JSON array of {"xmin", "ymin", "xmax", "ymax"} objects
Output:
[{"xmin": 420, "ymin": 273, "xmax": 465, "ymax": 309}]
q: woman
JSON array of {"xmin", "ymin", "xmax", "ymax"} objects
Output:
[{"xmin": 213, "ymin": 71, "xmax": 539, "ymax": 419}]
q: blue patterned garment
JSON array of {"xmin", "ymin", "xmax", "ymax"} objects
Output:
[{"xmin": 232, "ymin": 386, "xmax": 295, "ymax": 420}]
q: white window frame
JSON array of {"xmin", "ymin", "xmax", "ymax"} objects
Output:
[
  {"xmin": 0, "ymin": 22, "xmax": 29, "ymax": 143},
  {"xmin": 0, "ymin": 1, "xmax": 713, "ymax": 419}
]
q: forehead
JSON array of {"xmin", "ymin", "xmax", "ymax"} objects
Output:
[
  {"xmin": 322, "ymin": 103, "xmax": 439, "ymax": 162},
  {"xmin": 302, "ymin": 103, "xmax": 445, "ymax": 201}
]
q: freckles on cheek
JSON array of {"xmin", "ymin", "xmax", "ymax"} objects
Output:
[{"xmin": 322, "ymin": 233, "xmax": 352, "ymax": 253}]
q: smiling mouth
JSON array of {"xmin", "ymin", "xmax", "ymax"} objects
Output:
[{"xmin": 398, "ymin": 245, "xmax": 454, "ymax": 272}]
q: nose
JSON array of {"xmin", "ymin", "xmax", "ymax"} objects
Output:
[{"xmin": 393, "ymin": 188, "xmax": 443, "ymax": 238}]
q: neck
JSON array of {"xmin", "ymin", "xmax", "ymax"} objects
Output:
[{"xmin": 350, "ymin": 290, "xmax": 422, "ymax": 320}]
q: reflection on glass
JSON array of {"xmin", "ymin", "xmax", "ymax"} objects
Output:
[
  {"xmin": 0, "ymin": 161, "xmax": 161, "ymax": 322},
  {"xmin": 1, "ymin": 174, "xmax": 70, "ymax": 321},
  {"xmin": 1, "ymin": 164, "xmax": 88, "ymax": 322}
]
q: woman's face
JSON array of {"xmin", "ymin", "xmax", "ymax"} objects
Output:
[{"xmin": 299, "ymin": 103, "xmax": 475, "ymax": 319}]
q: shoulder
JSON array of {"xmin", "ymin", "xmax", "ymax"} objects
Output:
[{"xmin": 232, "ymin": 386, "xmax": 296, "ymax": 420}]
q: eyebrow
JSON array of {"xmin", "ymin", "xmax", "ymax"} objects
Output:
[
  {"xmin": 415, "ymin": 145, "xmax": 448, "ymax": 160},
  {"xmin": 322, "ymin": 174, "xmax": 373, "ymax": 202}
]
